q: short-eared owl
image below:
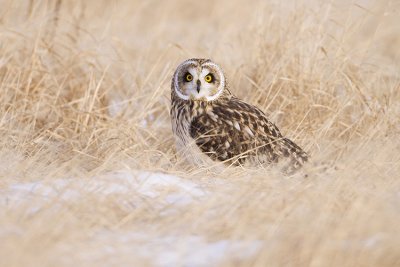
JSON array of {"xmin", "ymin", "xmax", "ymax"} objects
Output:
[{"xmin": 171, "ymin": 58, "xmax": 308, "ymax": 172}]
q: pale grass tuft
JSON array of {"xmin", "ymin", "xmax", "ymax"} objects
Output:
[{"xmin": 0, "ymin": 0, "xmax": 399, "ymax": 266}]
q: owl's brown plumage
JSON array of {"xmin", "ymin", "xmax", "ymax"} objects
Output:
[{"xmin": 171, "ymin": 58, "xmax": 308, "ymax": 173}]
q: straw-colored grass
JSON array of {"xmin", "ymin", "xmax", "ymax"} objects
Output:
[{"xmin": 0, "ymin": 0, "xmax": 399, "ymax": 266}]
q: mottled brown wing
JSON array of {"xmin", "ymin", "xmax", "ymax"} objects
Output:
[{"xmin": 190, "ymin": 97, "xmax": 294, "ymax": 165}]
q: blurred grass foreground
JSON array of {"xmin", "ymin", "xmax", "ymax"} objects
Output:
[{"xmin": 0, "ymin": 0, "xmax": 399, "ymax": 266}]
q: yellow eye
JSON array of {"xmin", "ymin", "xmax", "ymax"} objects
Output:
[
  {"xmin": 204, "ymin": 74, "xmax": 213, "ymax": 83},
  {"xmin": 185, "ymin": 73, "xmax": 193, "ymax": 82}
]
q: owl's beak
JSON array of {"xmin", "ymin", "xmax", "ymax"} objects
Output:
[{"xmin": 196, "ymin": 80, "xmax": 201, "ymax": 93}]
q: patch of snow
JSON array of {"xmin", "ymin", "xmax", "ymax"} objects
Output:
[
  {"xmin": 93, "ymin": 231, "xmax": 262, "ymax": 267},
  {"xmin": 108, "ymin": 99, "xmax": 123, "ymax": 117},
  {"xmin": 0, "ymin": 170, "xmax": 207, "ymax": 213},
  {"xmin": 152, "ymin": 237, "xmax": 261, "ymax": 267},
  {"xmin": 1, "ymin": 171, "xmax": 262, "ymax": 266},
  {"xmin": 106, "ymin": 170, "xmax": 206, "ymax": 202}
]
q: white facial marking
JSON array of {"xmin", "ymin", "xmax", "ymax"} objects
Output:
[
  {"xmin": 174, "ymin": 60, "xmax": 197, "ymax": 101},
  {"xmin": 202, "ymin": 62, "xmax": 225, "ymax": 101},
  {"xmin": 174, "ymin": 60, "xmax": 225, "ymax": 101}
]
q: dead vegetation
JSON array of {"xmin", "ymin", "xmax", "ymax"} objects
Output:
[{"xmin": 0, "ymin": 0, "xmax": 399, "ymax": 266}]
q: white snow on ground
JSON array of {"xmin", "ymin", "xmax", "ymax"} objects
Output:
[
  {"xmin": 0, "ymin": 170, "xmax": 261, "ymax": 266},
  {"xmin": 92, "ymin": 231, "xmax": 262, "ymax": 267},
  {"xmin": 144, "ymin": 236, "xmax": 261, "ymax": 267},
  {"xmin": 0, "ymin": 170, "xmax": 206, "ymax": 212}
]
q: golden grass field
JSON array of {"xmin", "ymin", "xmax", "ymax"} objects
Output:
[{"xmin": 1, "ymin": 0, "xmax": 399, "ymax": 266}]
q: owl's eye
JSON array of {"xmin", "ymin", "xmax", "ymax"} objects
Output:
[
  {"xmin": 185, "ymin": 73, "xmax": 193, "ymax": 82},
  {"xmin": 204, "ymin": 74, "xmax": 214, "ymax": 83}
]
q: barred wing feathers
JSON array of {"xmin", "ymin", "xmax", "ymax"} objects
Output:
[{"xmin": 189, "ymin": 97, "xmax": 308, "ymax": 170}]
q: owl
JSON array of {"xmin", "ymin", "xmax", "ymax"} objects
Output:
[{"xmin": 170, "ymin": 58, "xmax": 308, "ymax": 173}]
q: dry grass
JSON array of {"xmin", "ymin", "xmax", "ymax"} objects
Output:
[{"xmin": 0, "ymin": 0, "xmax": 400, "ymax": 266}]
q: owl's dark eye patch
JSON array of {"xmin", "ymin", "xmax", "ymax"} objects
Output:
[
  {"xmin": 184, "ymin": 72, "xmax": 193, "ymax": 82},
  {"xmin": 204, "ymin": 73, "xmax": 214, "ymax": 83}
]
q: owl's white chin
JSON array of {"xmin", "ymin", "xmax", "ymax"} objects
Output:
[
  {"xmin": 175, "ymin": 83, "xmax": 224, "ymax": 101},
  {"xmin": 186, "ymin": 88, "xmax": 211, "ymax": 100}
]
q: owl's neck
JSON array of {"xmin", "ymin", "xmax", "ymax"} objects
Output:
[
  {"xmin": 172, "ymin": 90, "xmax": 232, "ymax": 118},
  {"xmin": 171, "ymin": 88, "xmax": 232, "ymax": 104}
]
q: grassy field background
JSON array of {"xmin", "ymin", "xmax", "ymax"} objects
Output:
[{"xmin": 0, "ymin": 0, "xmax": 399, "ymax": 266}]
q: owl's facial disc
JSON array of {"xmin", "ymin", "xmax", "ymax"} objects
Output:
[
  {"xmin": 174, "ymin": 60, "xmax": 225, "ymax": 101},
  {"xmin": 182, "ymin": 67, "xmax": 218, "ymax": 100}
]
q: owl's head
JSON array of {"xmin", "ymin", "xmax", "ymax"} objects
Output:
[{"xmin": 172, "ymin": 58, "xmax": 226, "ymax": 101}]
